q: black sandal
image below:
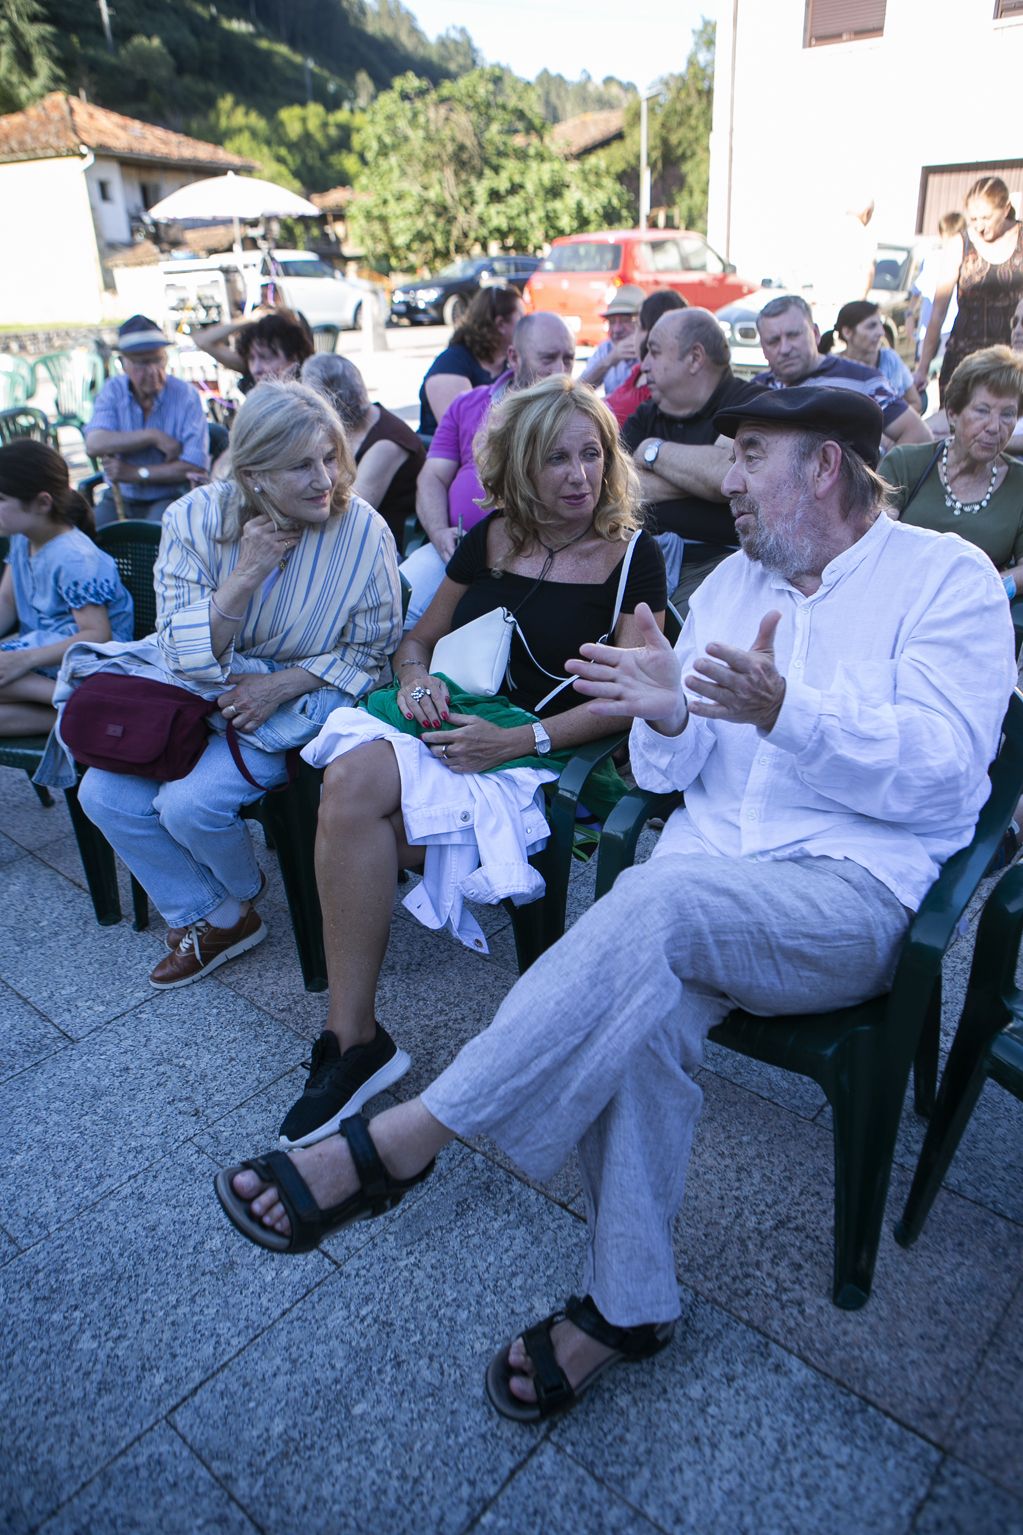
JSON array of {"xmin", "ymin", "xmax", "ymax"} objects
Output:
[
  {"xmin": 484, "ymin": 1293, "xmax": 674, "ymax": 1422},
  {"xmin": 213, "ymin": 1113, "xmax": 434, "ymax": 1254}
]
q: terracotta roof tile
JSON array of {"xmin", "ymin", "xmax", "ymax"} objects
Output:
[
  {"xmin": 0, "ymin": 92, "xmax": 255, "ymax": 170},
  {"xmin": 550, "ymin": 109, "xmax": 625, "ymax": 159}
]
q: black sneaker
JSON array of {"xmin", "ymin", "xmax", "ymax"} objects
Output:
[{"xmin": 278, "ymin": 1026, "xmax": 411, "ymax": 1149}]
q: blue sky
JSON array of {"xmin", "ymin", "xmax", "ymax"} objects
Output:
[{"xmin": 407, "ymin": 0, "xmax": 712, "ymax": 90}]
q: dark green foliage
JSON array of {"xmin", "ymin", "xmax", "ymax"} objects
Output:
[{"xmin": 0, "ymin": 0, "xmax": 61, "ymax": 113}]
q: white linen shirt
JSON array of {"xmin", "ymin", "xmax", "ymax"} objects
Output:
[{"xmin": 630, "ymin": 513, "xmax": 1017, "ymax": 911}]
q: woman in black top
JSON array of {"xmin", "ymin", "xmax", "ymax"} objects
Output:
[{"xmin": 275, "ymin": 375, "xmax": 666, "ymax": 1151}]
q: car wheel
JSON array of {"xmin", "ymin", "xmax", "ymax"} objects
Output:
[{"xmin": 443, "ymin": 294, "xmax": 466, "ymax": 327}]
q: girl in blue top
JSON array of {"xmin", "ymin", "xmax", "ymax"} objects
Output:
[{"xmin": 0, "ymin": 440, "xmax": 134, "ymax": 735}]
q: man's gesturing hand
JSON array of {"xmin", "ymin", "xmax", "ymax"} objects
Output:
[
  {"xmin": 686, "ymin": 610, "xmax": 786, "ymax": 731},
  {"xmin": 567, "ymin": 603, "xmax": 688, "ymax": 735}
]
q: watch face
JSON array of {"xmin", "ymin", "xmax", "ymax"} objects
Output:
[{"xmin": 644, "ymin": 440, "xmax": 660, "ymax": 466}]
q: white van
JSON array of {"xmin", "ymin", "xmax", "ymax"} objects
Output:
[{"xmin": 159, "ymin": 250, "xmax": 385, "ymax": 338}]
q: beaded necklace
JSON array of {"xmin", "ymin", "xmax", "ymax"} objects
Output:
[{"xmin": 938, "ymin": 439, "xmax": 999, "ymax": 517}]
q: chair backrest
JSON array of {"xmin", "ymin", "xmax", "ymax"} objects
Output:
[
  {"xmin": 96, "ymin": 520, "xmax": 162, "ymax": 640},
  {"xmin": 35, "ymin": 350, "xmax": 105, "ymax": 429},
  {"xmin": 0, "ymin": 354, "xmax": 34, "ymax": 407},
  {"xmin": 892, "ymin": 687, "xmax": 1023, "ymax": 996},
  {"xmin": 312, "ymin": 325, "xmax": 340, "ymax": 353},
  {"xmin": 0, "ymin": 405, "xmax": 57, "ymax": 448}
]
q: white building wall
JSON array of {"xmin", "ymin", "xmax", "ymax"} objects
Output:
[
  {"xmin": 709, "ymin": 0, "xmax": 1023, "ymax": 279},
  {"xmin": 0, "ymin": 157, "xmax": 106, "ymax": 324}
]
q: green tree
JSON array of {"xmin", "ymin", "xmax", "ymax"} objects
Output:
[
  {"xmin": 600, "ymin": 17, "xmax": 715, "ymax": 231},
  {"xmin": 348, "ymin": 68, "xmax": 629, "ymax": 270},
  {"xmin": 0, "ymin": 0, "xmax": 61, "ymax": 113}
]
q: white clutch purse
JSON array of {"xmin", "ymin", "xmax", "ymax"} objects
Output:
[{"xmin": 429, "ymin": 605, "xmax": 517, "ymax": 696}]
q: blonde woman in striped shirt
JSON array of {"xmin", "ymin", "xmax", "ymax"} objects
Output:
[{"xmin": 79, "ymin": 380, "xmax": 402, "ymax": 990}]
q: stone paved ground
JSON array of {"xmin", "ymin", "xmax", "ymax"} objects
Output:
[{"xmin": 2, "ymin": 766, "xmax": 1022, "ymax": 1535}]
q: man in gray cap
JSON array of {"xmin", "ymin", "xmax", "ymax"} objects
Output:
[
  {"xmin": 216, "ymin": 386, "xmax": 1015, "ymax": 1424},
  {"xmin": 578, "ymin": 284, "xmax": 643, "ymax": 394},
  {"xmin": 85, "ymin": 314, "xmax": 209, "ymax": 527}
]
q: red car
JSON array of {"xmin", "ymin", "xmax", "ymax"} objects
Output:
[{"xmin": 522, "ymin": 228, "xmax": 758, "ymax": 346}]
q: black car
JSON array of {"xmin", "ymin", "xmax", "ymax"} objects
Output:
[{"xmin": 390, "ymin": 255, "xmax": 541, "ymax": 326}]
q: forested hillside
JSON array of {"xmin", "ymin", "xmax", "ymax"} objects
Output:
[{"xmin": 0, "ymin": 0, "xmax": 715, "ymax": 269}]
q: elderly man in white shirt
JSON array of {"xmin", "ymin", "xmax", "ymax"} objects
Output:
[{"xmin": 215, "ymin": 387, "xmax": 1016, "ymax": 1422}]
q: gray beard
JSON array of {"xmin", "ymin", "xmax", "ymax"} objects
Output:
[{"xmin": 733, "ymin": 490, "xmax": 831, "ymax": 581}]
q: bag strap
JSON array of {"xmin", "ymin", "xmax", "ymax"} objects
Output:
[
  {"xmin": 226, "ymin": 722, "xmax": 300, "ymax": 794},
  {"xmin": 899, "ymin": 439, "xmax": 944, "ymax": 517},
  {"xmin": 530, "ymin": 533, "xmax": 641, "ymax": 715}
]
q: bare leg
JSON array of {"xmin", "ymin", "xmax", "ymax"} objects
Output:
[
  {"xmin": 0, "ymin": 701, "xmax": 57, "ymax": 735},
  {"xmin": 315, "ymin": 741, "xmax": 424, "ymax": 1052},
  {"xmin": 232, "ymin": 1097, "xmax": 450, "ymax": 1228},
  {"xmin": 0, "ymin": 674, "xmax": 57, "ymax": 735}
]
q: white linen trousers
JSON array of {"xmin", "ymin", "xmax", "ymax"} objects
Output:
[{"xmin": 421, "ymin": 846, "xmax": 909, "ymax": 1326}]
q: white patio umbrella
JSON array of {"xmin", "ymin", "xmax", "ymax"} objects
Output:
[{"xmin": 148, "ymin": 172, "xmax": 319, "ymax": 250}]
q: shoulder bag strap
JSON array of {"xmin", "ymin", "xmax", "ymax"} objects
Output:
[
  {"xmin": 226, "ymin": 721, "xmax": 300, "ymax": 794},
  {"xmin": 899, "ymin": 440, "xmax": 944, "ymax": 518},
  {"xmin": 530, "ymin": 533, "xmax": 641, "ymax": 715}
]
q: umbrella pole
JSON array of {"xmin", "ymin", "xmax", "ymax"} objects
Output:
[{"xmin": 233, "ymin": 213, "xmax": 241, "ymax": 254}]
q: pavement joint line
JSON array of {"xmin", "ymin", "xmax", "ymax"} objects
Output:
[
  {"xmin": 164, "ymin": 1418, "xmax": 267, "ymax": 1535},
  {"xmin": 456, "ymin": 1438, "xmax": 558, "ymax": 1535},
  {"xmin": 554, "ymin": 1442, "xmax": 677, "ymax": 1535}
]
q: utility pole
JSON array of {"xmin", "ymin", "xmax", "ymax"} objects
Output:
[
  {"xmin": 97, "ymin": 0, "xmax": 114, "ymax": 52},
  {"xmin": 639, "ymin": 85, "xmax": 659, "ymax": 228}
]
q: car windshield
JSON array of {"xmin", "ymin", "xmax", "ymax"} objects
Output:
[
  {"xmin": 435, "ymin": 259, "xmax": 483, "ymax": 280},
  {"xmin": 872, "ymin": 246, "xmax": 912, "ymax": 292},
  {"xmin": 275, "ymin": 258, "xmax": 337, "ymax": 279},
  {"xmin": 542, "ymin": 244, "xmax": 623, "ymax": 274}
]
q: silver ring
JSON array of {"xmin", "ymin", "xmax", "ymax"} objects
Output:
[
  {"xmin": 408, "ymin": 686, "xmax": 427, "ymax": 704},
  {"xmin": 223, "ymin": 704, "xmax": 238, "ymax": 717},
  {"xmin": 442, "ymin": 744, "xmax": 449, "ymax": 757}
]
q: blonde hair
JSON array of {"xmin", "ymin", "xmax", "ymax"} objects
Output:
[
  {"xmin": 944, "ymin": 345, "xmax": 1023, "ymax": 417},
  {"xmin": 473, "ymin": 375, "xmax": 641, "ymax": 558},
  {"xmin": 220, "ymin": 379, "xmax": 355, "ymax": 541}
]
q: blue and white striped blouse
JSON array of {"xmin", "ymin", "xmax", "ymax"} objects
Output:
[{"xmin": 154, "ymin": 482, "xmax": 403, "ymax": 698}]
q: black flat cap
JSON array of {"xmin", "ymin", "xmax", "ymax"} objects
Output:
[{"xmin": 714, "ymin": 384, "xmax": 884, "ymax": 467}]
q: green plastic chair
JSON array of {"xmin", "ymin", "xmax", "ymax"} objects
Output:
[
  {"xmin": 0, "ymin": 406, "xmax": 57, "ymax": 448},
  {"xmin": 34, "ymin": 350, "xmax": 106, "ymax": 435},
  {"xmin": 593, "ymin": 688, "xmax": 1023, "ymax": 1310},
  {"xmin": 0, "ymin": 354, "xmax": 35, "ymax": 407},
  {"xmin": 895, "ymin": 862, "xmax": 1023, "ymax": 1247},
  {"xmin": 0, "ymin": 521, "xmax": 163, "ymax": 925},
  {"xmin": 312, "ymin": 325, "xmax": 341, "ymax": 354}
]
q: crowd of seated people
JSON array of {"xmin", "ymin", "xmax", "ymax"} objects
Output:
[{"xmin": 7, "ymin": 183, "xmax": 1023, "ymax": 1426}]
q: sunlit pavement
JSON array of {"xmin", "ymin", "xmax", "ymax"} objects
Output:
[{"xmin": 1, "ymin": 765, "xmax": 1021, "ymax": 1534}]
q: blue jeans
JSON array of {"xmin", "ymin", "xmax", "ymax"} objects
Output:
[{"xmin": 78, "ymin": 732, "xmax": 289, "ymax": 927}]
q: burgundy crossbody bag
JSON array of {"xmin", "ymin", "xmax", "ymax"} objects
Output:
[{"xmin": 60, "ymin": 674, "xmax": 299, "ymax": 790}]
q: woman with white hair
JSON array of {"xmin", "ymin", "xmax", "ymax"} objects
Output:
[
  {"xmin": 302, "ymin": 353, "xmax": 425, "ymax": 546},
  {"xmin": 78, "ymin": 380, "xmax": 402, "ymax": 990}
]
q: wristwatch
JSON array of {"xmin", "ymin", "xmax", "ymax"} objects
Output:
[
  {"xmin": 137, "ymin": 466, "xmax": 151, "ymax": 481},
  {"xmin": 531, "ymin": 722, "xmax": 552, "ymax": 756},
  {"xmin": 642, "ymin": 438, "xmax": 663, "ymax": 467}
]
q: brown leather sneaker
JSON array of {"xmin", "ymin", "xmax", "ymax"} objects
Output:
[
  {"xmin": 164, "ymin": 871, "xmax": 268, "ymax": 950},
  {"xmin": 149, "ymin": 909, "xmax": 267, "ymax": 989}
]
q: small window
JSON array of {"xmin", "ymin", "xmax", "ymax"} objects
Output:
[
  {"xmin": 994, "ymin": 0, "xmax": 1023, "ymax": 16},
  {"xmin": 804, "ymin": 0, "xmax": 886, "ymax": 47},
  {"xmin": 97, "ymin": 180, "xmax": 112, "ymax": 203}
]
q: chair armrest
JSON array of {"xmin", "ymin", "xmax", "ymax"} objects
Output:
[{"xmin": 594, "ymin": 786, "xmax": 684, "ymax": 899}]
